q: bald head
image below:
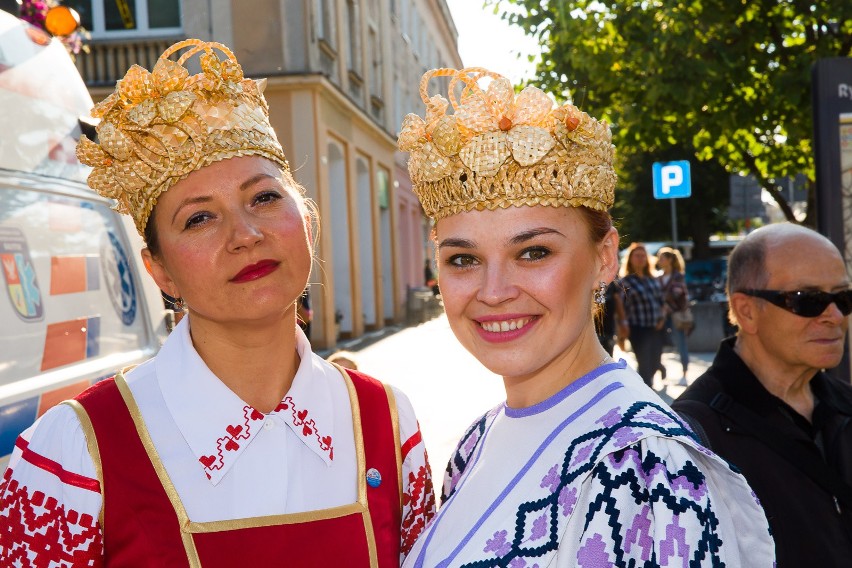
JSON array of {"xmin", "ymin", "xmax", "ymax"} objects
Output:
[
  {"xmin": 727, "ymin": 224, "xmax": 845, "ymax": 325},
  {"xmin": 728, "ymin": 224, "xmax": 841, "ymax": 293}
]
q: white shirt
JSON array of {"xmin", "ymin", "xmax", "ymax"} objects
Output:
[{"xmin": 0, "ymin": 317, "xmax": 435, "ymax": 564}]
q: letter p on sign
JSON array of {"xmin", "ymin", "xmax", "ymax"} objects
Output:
[
  {"xmin": 661, "ymin": 165, "xmax": 682, "ymax": 194},
  {"xmin": 652, "ymin": 161, "xmax": 691, "ymax": 199}
]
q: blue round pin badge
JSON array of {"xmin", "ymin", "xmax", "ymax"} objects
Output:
[{"xmin": 366, "ymin": 467, "xmax": 382, "ymax": 488}]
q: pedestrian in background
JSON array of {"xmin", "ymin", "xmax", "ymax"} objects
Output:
[
  {"xmin": 0, "ymin": 39, "xmax": 434, "ymax": 565},
  {"xmin": 657, "ymin": 246, "xmax": 691, "ymax": 381},
  {"xmin": 674, "ymin": 223, "xmax": 852, "ymax": 566},
  {"xmin": 620, "ymin": 242, "xmax": 665, "ymax": 386},
  {"xmin": 398, "ymin": 66, "xmax": 774, "ymax": 567},
  {"xmin": 424, "ymin": 258, "xmax": 439, "ymax": 296}
]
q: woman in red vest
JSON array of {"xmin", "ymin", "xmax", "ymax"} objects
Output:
[{"xmin": 0, "ymin": 40, "xmax": 434, "ymax": 566}]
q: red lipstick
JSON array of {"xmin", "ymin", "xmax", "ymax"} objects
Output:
[{"xmin": 231, "ymin": 260, "xmax": 279, "ymax": 283}]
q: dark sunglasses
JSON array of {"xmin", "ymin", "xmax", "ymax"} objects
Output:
[{"xmin": 740, "ymin": 289, "xmax": 852, "ymax": 317}]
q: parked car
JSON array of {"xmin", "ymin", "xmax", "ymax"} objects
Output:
[
  {"xmin": 0, "ymin": 9, "xmax": 168, "ymax": 471},
  {"xmin": 684, "ymin": 257, "xmax": 728, "ymax": 301}
]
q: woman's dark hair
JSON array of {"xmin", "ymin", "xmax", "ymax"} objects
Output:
[
  {"xmin": 143, "ymin": 207, "xmax": 161, "ymax": 257},
  {"xmin": 576, "ymin": 206, "xmax": 613, "ymax": 244},
  {"xmin": 576, "ymin": 207, "xmax": 614, "ymax": 319}
]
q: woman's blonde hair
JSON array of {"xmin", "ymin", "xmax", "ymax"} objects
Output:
[
  {"xmin": 620, "ymin": 242, "xmax": 654, "ymax": 277},
  {"xmin": 656, "ymin": 246, "xmax": 684, "ymax": 273}
]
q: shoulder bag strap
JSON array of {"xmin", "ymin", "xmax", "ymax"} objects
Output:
[{"xmin": 672, "ymin": 401, "xmax": 714, "ymax": 449}]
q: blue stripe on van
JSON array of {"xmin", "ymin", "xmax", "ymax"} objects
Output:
[
  {"xmin": 86, "ymin": 255, "xmax": 100, "ymax": 290},
  {"xmin": 86, "ymin": 316, "xmax": 100, "ymax": 358},
  {"xmin": 0, "ymin": 396, "xmax": 39, "ymax": 458}
]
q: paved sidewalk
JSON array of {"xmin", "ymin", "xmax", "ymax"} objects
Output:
[
  {"xmin": 329, "ymin": 316, "xmax": 718, "ymax": 407},
  {"xmin": 613, "ymin": 342, "xmax": 716, "ymax": 404}
]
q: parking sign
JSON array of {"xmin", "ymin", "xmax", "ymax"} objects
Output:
[{"xmin": 653, "ymin": 161, "xmax": 692, "ymax": 199}]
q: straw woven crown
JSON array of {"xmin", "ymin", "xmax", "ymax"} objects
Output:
[
  {"xmin": 76, "ymin": 39, "xmax": 290, "ymax": 235},
  {"xmin": 398, "ymin": 68, "xmax": 616, "ymax": 220}
]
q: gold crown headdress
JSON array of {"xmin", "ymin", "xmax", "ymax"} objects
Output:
[
  {"xmin": 76, "ymin": 39, "xmax": 290, "ymax": 235},
  {"xmin": 398, "ymin": 68, "xmax": 616, "ymax": 220}
]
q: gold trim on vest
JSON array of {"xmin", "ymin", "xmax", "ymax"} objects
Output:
[
  {"xmin": 62, "ymin": 399, "xmax": 104, "ymax": 528},
  {"xmin": 383, "ymin": 383, "xmax": 404, "ymax": 509}
]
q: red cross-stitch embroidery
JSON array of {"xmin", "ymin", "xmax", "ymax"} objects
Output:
[
  {"xmin": 0, "ymin": 469, "xmax": 103, "ymax": 566},
  {"xmin": 198, "ymin": 406, "xmax": 264, "ymax": 477},
  {"xmin": 276, "ymin": 396, "xmax": 334, "ymax": 460},
  {"xmin": 400, "ymin": 464, "xmax": 436, "ymax": 556}
]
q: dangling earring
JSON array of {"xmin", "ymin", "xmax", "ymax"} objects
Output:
[
  {"xmin": 173, "ymin": 297, "xmax": 185, "ymax": 311},
  {"xmin": 594, "ymin": 281, "xmax": 606, "ymax": 305}
]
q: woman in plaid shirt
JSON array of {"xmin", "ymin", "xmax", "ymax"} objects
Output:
[{"xmin": 620, "ymin": 243, "xmax": 666, "ymax": 386}]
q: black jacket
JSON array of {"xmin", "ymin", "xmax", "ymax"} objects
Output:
[{"xmin": 672, "ymin": 337, "xmax": 852, "ymax": 567}]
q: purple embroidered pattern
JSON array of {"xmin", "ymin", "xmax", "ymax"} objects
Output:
[
  {"xmin": 484, "ymin": 530, "xmax": 512, "ymax": 556},
  {"xmin": 557, "ymin": 486, "xmax": 577, "ymax": 517},
  {"xmin": 577, "ymin": 533, "xmax": 613, "ymax": 567},
  {"xmin": 450, "ymin": 402, "xmax": 725, "ymax": 567},
  {"xmin": 540, "ymin": 465, "xmax": 560, "ymax": 492},
  {"xmin": 622, "ymin": 504, "xmax": 653, "ymax": 559}
]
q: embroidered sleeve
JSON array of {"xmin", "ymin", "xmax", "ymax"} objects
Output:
[
  {"xmin": 442, "ymin": 412, "xmax": 489, "ymax": 504},
  {"xmin": 562, "ymin": 438, "xmax": 775, "ymax": 567},
  {"xmin": 0, "ymin": 404, "xmax": 104, "ymax": 565},
  {"xmin": 392, "ymin": 387, "xmax": 436, "ymax": 561}
]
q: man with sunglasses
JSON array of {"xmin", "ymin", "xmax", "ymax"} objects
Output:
[{"xmin": 673, "ymin": 223, "xmax": 852, "ymax": 566}]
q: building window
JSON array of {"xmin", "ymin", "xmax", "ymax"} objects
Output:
[
  {"xmin": 399, "ymin": 0, "xmax": 409, "ymax": 42},
  {"xmin": 315, "ymin": 0, "xmax": 338, "ymax": 80},
  {"xmin": 345, "ymin": 0, "xmax": 361, "ymax": 74},
  {"xmin": 368, "ymin": 28, "xmax": 381, "ymax": 96},
  {"xmin": 315, "ymin": 0, "xmax": 336, "ymax": 47},
  {"xmin": 65, "ymin": 0, "xmax": 181, "ymax": 38}
]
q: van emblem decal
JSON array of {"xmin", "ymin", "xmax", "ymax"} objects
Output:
[
  {"xmin": 0, "ymin": 227, "xmax": 43, "ymax": 321},
  {"xmin": 101, "ymin": 230, "xmax": 137, "ymax": 326}
]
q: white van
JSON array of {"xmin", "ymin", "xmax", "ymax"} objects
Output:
[{"xmin": 0, "ymin": 9, "xmax": 168, "ymax": 470}]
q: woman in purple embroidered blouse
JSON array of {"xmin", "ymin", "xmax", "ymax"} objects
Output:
[{"xmin": 398, "ymin": 66, "xmax": 775, "ymax": 567}]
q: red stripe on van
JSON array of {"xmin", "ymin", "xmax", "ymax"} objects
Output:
[
  {"xmin": 50, "ymin": 256, "xmax": 87, "ymax": 295},
  {"xmin": 37, "ymin": 380, "xmax": 91, "ymax": 417},
  {"xmin": 41, "ymin": 318, "xmax": 89, "ymax": 371},
  {"xmin": 15, "ymin": 438, "xmax": 100, "ymax": 492}
]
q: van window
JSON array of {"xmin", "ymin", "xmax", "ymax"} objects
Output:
[{"xmin": 0, "ymin": 185, "xmax": 155, "ymax": 385}]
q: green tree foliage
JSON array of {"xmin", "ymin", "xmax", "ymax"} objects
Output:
[{"xmin": 493, "ymin": 0, "xmax": 852, "ymax": 225}]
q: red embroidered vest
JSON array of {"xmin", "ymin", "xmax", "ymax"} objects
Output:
[{"xmin": 72, "ymin": 368, "xmax": 402, "ymax": 567}]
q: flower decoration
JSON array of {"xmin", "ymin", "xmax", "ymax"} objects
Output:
[
  {"xmin": 453, "ymin": 73, "xmax": 556, "ymax": 175},
  {"xmin": 397, "ymin": 67, "xmax": 617, "ymax": 220},
  {"xmin": 398, "ymin": 68, "xmax": 596, "ymax": 180},
  {"xmin": 76, "ymin": 39, "xmax": 289, "ymax": 235},
  {"xmin": 398, "ymin": 94, "xmax": 461, "ymax": 182}
]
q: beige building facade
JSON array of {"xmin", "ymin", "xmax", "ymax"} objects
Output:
[{"xmin": 67, "ymin": 0, "xmax": 461, "ymax": 349}]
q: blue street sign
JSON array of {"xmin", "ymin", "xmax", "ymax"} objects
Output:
[{"xmin": 653, "ymin": 161, "xmax": 692, "ymax": 199}]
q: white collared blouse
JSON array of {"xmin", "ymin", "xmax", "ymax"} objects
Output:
[{"xmin": 0, "ymin": 317, "xmax": 435, "ymax": 564}]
